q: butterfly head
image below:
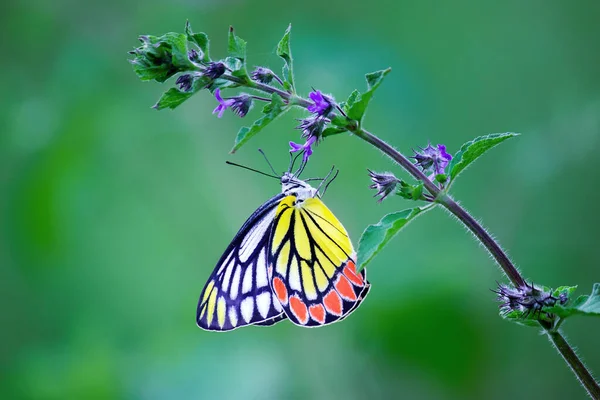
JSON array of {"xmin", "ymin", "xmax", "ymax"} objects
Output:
[{"xmin": 281, "ymin": 172, "xmax": 318, "ymax": 200}]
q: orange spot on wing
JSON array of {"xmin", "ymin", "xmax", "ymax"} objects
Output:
[
  {"xmin": 273, "ymin": 277, "xmax": 288, "ymax": 305},
  {"xmin": 343, "ymin": 261, "xmax": 364, "ymax": 287},
  {"xmin": 335, "ymin": 275, "xmax": 357, "ymax": 301},
  {"xmin": 290, "ymin": 296, "xmax": 309, "ymax": 324},
  {"xmin": 309, "ymin": 304, "xmax": 326, "ymax": 324},
  {"xmin": 323, "ymin": 290, "xmax": 342, "ymax": 315}
]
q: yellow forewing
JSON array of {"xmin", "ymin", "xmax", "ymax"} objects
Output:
[
  {"xmin": 294, "ymin": 211, "xmax": 312, "ymax": 260},
  {"xmin": 273, "ymin": 202, "xmax": 292, "ymax": 250},
  {"xmin": 302, "ymin": 198, "xmax": 352, "ymax": 255}
]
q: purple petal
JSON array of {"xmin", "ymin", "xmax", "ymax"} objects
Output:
[
  {"xmin": 302, "ymin": 150, "xmax": 311, "ymax": 163},
  {"xmin": 214, "ymin": 88, "xmax": 224, "ymax": 104},
  {"xmin": 289, "ymin": 141, "xmax": 303, "ymax": 152},
  {"xmin": 309, "ymin": 90, "xmax": 323, "ymax": 103},
  {"xmin": 307, "ymin": 104, "xmax": 318, "ymax": 113},
  {"xmin": 304, "ymin": 135, "xmax": 317, "ymax": 147},
  {"xmin": 437, "ymin": 144, "xmax": 452, "ymax": 161}
]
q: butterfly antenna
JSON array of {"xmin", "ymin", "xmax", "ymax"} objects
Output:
[
  {"xmin": 316, "ymin": 165, "xmax": 335, "ymax": 194},
  {"xmin": 303, "ymin": 177, "xmax": 326, "ymax": 182},
  {"xmin": 320, "ymin": 168, "xmax": 340, "ymax": 198},
  {"xmin": 294, "ymin": 154, "xmax": 308, "ymax": 178},
  {"xmin": 258, "ymin": 149, "xmax": 279, "ymax": 176},
  {"xmin": 225, "ymin": 161, "xmax": 280, "ymax": 179},
  {"xmin": 288, "ymin": 151, "xmax": 302, "ymax": 173}
]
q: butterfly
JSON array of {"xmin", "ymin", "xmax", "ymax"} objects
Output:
[{"xmin": 196, "ymin": 159, "xmax": 370, "ymax": 331}]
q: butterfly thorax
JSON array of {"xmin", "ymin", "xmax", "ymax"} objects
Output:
[{"xmin": 280, "ymin": 172, "xmax": 317, "ymax": 201}]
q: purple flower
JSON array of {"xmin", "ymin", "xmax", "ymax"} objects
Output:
[
  {"xmin": 289, "ymin": 135, "xmax": 317, "ymax": 163},
  {"xmin": 229, "ymin": 94, "xmax": 253, "ymax": 117},
  {"xmin": 212, "ymin": 89, "xmax": 234, "ymax": 117},
  {"xmin": 412, "ymin": 143, "xmax": 453, "ymax": 180},
  {"xmin": 212, "ymin": 89, "xmax": 253, "ymax": 118},
  {"xmin": 307, "ymin": 90, "xmax": 333, "ymax": 116}
]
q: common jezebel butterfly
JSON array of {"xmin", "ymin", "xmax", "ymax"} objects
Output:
[{"xmin": 196, "ymin": 160, "xmax": 370, "ymax": 331}]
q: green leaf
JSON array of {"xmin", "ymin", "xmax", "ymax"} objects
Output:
[
  {"xmin": 152, "ymin": 88, "xmax": 194, "ymax": 110},
  {"xmin": 412, "ymin": 183, "xmax": 423, "ymax": 200},
  {"xmin": 130, "ymin": 33, "xmax": 193, "ymax": 83},
  {"xmin": 152, "ymin": 74, "xmax": 210, "ymax": 110},
  {"xmin": 546, "ymin": 283, "xmax": 600, "ymax": 319},
  {"xmin": 396, "ymin": 180, "xmax": 425, "ymax": 201},
  {"xmin": 341, "ymin": 90, "xmax": 359, "ymax": 114},
  {"xmin": 184, "ymin": 21, "xmax": 210, "ymax": 62},
  {"xmin": 552, "ymin": 285, "xmax": 578, "ymax": 299},
  {"xmin": 228, "ymin": 26, "xmax": 247, "ymax": 61},
  {"xmin": 500, "ymin": 310, "xmax": 553, "ymax": 327},
  {"xmin": 231, "ymin": 94, "xmax": 289, "ymax": 153},
  {"xmin": 357, "ymin": 204, "xmax": 434, "ymax": 271},
  {"xmin": 276, "ymin": 24, "xmax": 295, "ymax": 93},
  {"xmin": 347, "ymin": 68, "xmax": 391, "ymax": 122},
  {"xmin": 330, "ymin": 115, "xmax": 349, "ymax": 128},
  {"xmin": 447, "ymin": 132, "xmax": 519, "ymax": 185},
  {"xmin": 322, "ymin": 127, "xmax": 347, "ymax": 138},
  {"xmin": 227, "ymin": 26, "xmax": 249, "ymax": 82}
]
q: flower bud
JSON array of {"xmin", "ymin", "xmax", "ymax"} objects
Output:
[
  {"xmin": 175, "ymin": 74, "xmax": 193, "ymax": 92},
  {"xmin": 493, "ymin": 282, "xmax": 562, "ymax": 319},
  {"xmin": 203, "ymin": 62, "xmax": 226, "ymax": 80},
  {"xmin": 368, "ymin": 170, "xmax": 400, "ymax": 202},
  {"xmin": 251, "ymin": 67, "xmax": 276, "ymax": 84}
]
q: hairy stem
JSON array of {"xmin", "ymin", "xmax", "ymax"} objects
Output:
[
  {"xmin": 350, "ymin": 128, "xmax": 599, "ymax": 397},
  {"xmin": 214, "ymin": 72, "xmax": 312, "ymax": 107},
  {"xmin": 347, "ymin": 127, "xmax": 532, "ymax": 286},
  {"xmin": 352, "ymin": 127, "xmax": 526, "ymax": 285},
  {"xmin": 439, "ymin": 196, "xmax": 525, "ymax": 287},
  {"xmin": 204, "ymin": 75, "xmax": 599, "ymax": 396},
  {"xmin": 546, "ymin": 327, "xmax": 600, "ymax": 399}
]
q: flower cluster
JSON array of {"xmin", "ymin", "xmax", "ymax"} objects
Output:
[
  {"xmin": 411, "ymin": 143, "xmax": 452, "ymax": 180},
  {"xmin": 289, "ymin": 90, "xmax": 334, "ymax": 163},
  {"xmin": 493, "ymin": 282, "xmax": 567, "ymax": 319}
]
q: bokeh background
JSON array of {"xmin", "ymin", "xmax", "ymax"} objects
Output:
[{"xmin": 2, "ymin": 0, "xmax": 600, "ymax": 398}]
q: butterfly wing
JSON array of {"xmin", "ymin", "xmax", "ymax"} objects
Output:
[
  {"xmin": 269, "ymin": 196, "xmax": 370, "ymax": 327},
  {"xmin": 197, "ymin": 193, "xmax": 288, "ymax": 331}
]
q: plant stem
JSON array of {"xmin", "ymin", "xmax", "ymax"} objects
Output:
[
  {"xmin": 216, "ymin": 72, "xmax": 312, "ymax": 107},
  {"xmin": 352, "ymin": 126, "xmax": 600, "ymax": 399},
  {"xmin": 352, "ymin": 127, "xmax": 528, "ymax": 285},
  {"xmin": 439, "ymin": 196, "xmax": 525, "ymax": 287},
  {"xmin": 546, "ymin": 327, "xmax": 600, "ymax": 399},
  {"xmin": 200, "ymin": 70, "xmax": 600, "ymax": 398}
]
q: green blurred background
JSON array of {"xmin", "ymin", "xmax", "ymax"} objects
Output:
[{"xmin": 2, "ymin": 0, "xmax": 600, "ymax": 398}]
